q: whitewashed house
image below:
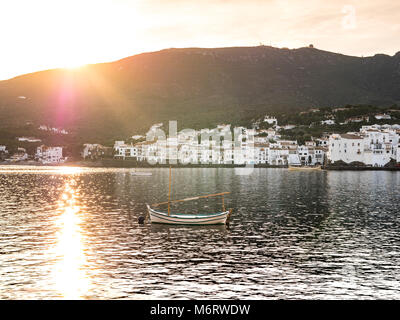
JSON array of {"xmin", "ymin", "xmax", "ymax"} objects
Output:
[
  {"xmin": 297, "ymin": 146, "xmax": 313, "ymax": 165},
  {"xmin": 269, "ymin": 147, "xmax": 288, "ymax": 165},
  {"xmin": 254, "ymin": 143, "xmax": 269, "ymax": 164},
  {"xmin": 36, "ymin": 146, "xmax": 64, "ymax": 164},
  {"xmin": 305, "ymin": 141, "xmax": 316, "ymax": 147},
  {"xmin": 282, "ymin": 124, "xmax": 296, "ymax": 130},
  {"xmin": 315, "ymin": 138, "xmax": 329, "ymax": 147},
  {"xmin": 17, "ymin": 137, "xmax": 42, "ymax": 143},
  {"xmin": 327, "ymin": 130, "xmax": 398, "ymax": 167},
  {"xmin": 361, "ymin": 129, "xmax": 397, "ymax": 166},
  {"xmin": 278, "ymin": 140, "xmax": 298, "ymax": 148},
  {"xmin": 375, "ymin": 113, "xmax": 391, "ymax": 120},
  {"xmin": 397, "ymin": 144, "xmax": 400, "ymax": 163},
  {"xmin": 320, "ymin": 119, "xmax": 335, "ymax": 125},
  {"xmin": 7, "ymin": 152, "xmax": 28, "ymax": 162},
  {"xmin": 81, "ymin": 144, "xmax": 110, "ymax": 159},
  {"xmin": 288, "ymin": 149, "xmax": 301, "ymax": 165},
  {"xmin": 345, "ymin": 116, "xmax": 369, "ymax": 123},
  {"xmin": 264, "ymin": 116, "xmax": 277, "ymax": 126},
  {"xmin": 328, "ymin": 134, "xmax": 364, "ymax": 164},
  {"xmin": 132, "ymin": 135, "xmax": 144, "ymax": 140},
  {"xmin": 314, "ymin": 147, "xmax": 326, "ymax": 164}
]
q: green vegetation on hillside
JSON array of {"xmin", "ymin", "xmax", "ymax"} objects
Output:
[{"xmin": 0, "ymin": 46, "xmax": 399, "ymax": 144}]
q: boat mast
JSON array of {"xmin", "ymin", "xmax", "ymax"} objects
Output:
[{"xmin": 168, "ymin": 166, "xmax": 171, "ymax": 216}]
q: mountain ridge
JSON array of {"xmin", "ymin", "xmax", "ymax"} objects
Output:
[{"xmin": 0, "ymin": 45, "xmax": 399, "ymax": 141}]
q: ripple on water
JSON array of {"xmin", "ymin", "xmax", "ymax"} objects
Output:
[{"xmin": 0, "ymin": 168, "xmax": 399, "ymax": 299}]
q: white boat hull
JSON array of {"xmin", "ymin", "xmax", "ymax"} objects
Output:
[{"xmin": 147, "ymin": 205, "xmax": 229, "ymax": 225}]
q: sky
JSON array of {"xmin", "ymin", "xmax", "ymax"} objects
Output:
[{"xmin": 0, "ymin": 0, "xmax": 399, "ymax": 80}]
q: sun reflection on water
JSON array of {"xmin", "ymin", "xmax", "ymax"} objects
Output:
[{"xmin": 52, "ymin": 179, "xmax": 90, "ymax": 299}]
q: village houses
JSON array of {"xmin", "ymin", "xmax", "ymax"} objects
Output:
[{"xmin": 110, "ymin": 114, "xmax": 400, "ymax": 167}]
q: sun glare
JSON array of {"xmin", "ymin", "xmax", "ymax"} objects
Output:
[
  {"xmin": 63, "ymin": 62, "xmax": 87, "ymax": 70},
  {"xmin": 58, "ymin": 166, "xmax": 83, "ymax": 175},
  {"xmin": 51, "ymin": 180, "xmax": 90, "ymax": 299}
]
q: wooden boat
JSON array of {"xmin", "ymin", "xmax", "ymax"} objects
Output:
[
  {"xmin": 147, "ymin": 205, "xmax": 231, "ymax": 225},
  {"xmin": 288, "ymin": 165, "xmax": 322, "ymax": 171},
  {"xmin": 146, "ymin": 167, "xmax": 232, "ymax": 225}
]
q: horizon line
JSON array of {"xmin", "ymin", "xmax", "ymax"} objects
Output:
[{"xmin": 1, "ymin": 44, "xmax": 399, "ymax": 82}]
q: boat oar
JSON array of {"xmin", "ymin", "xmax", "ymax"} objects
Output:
[{"xmin": 152, "ymin": 192, "xmax": 230, "ymax": 207}]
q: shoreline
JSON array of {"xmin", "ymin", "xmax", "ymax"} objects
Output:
[
  {"xmin": 1, "ymin": 160, "xmax": 400, "ymax": 170},
  {"xmin": 0, "ymin": 160, "xmax": 288, "ymax": 169},
  {"xmin": 322, "ymin": 165, "xmax": 400, "ymax": 171}
]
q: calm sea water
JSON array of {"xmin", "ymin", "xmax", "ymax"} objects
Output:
[{"xmin": 0, "ymin": 166, "xmax": 399, "ymax": 299}]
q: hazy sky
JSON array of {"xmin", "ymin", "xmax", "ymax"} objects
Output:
[{"xmin": 0, "ymin": 0, "xmax": 399, "ymax": 80}]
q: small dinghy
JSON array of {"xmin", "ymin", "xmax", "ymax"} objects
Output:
[
  {"xmin": 146, "ymin": 167, "xmax": 232, "ymax": 225},
  {"xmin": 146, "ymin": 205, "xmax": 231, "ymax": 225}
]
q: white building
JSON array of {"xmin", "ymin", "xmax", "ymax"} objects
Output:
[
  {"xmin": 6, "ymin": 152, "xmax": 28, "ymax": 162},
  {"xmin": 328, "ymin": 129, "xmax": 399, "ymax": 166},
  {"xmin": 315, "ymin": 138, "xmax": 329, "ymax": 147},
  {"xmin": 38, "ymin": 125, "xmax": 69, "ymax": 135},
  {"xmin": 282, "ymin": 124, "xmax": 296, "ymax": 130},
  {"xmin": 36, "ymin": 146, "xmax": 64, "ymax": 164},
  {"xmin": 264, "ymin": 116, "xmax": 277, "ymax": 126},
  {"xmin": 132, "ymin": 135, "xmax": 144, "ymax": 140},
  {"xmin": 305, "ymin": 141, "xmax": 316, "ymax": 147},
  {"xmin": 345, "ymin": 116, "xmax": 369, "ymax": 123},
  {"xmin": 328, "ymin": 134, "xmax": 365, "ymax": 164},
  {"xmin": 268, "ymin": 147, "xmax": 289, "ymax": 165},
  {"xmin": 314, "ymin": 147, "xmax": 326, "ymax": 165},
  {"xmin": 113, "ymin": 123, "xmax": 400, "ymax": 167},
  {"xmin": 17, "ymin": 137, "xmax": 42, "ymax": 143},
  {"xmin": 297, "ymin": 146, "xmax": 314, "ymax": 165},
  {"xmin": 321, "ymin": 119, "xmax": 335, "ymax": 125},
  {"xmin": 288, "ymin": 149, "xmax": 301, "ymax": 165},
  {"xmin": 82, "ymin": 144, "xmax": 110, "ymax": 159},
  {"xmin": 375, "ymin": 113, "xmax": 391, "ymax": 120},
  {"xmin": 397, "ymin": 144, "xmax": 400, "ymax": 163},
  {"xmin": 254, "ymin": 143, "xmax": 269, "ymax": 164}
]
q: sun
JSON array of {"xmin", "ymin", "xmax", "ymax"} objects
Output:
[
  {"xmin": 58, "ymin": 50, "xmax": 90, "ymax": 70},
  {"xmin": 62, "ymin": 60, "xmax": 88, "ymax": 70}
]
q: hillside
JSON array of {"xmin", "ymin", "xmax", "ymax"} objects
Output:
[{"xmin": 0, "ymin": 46, "xmax": 399, "ymax": 143}]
